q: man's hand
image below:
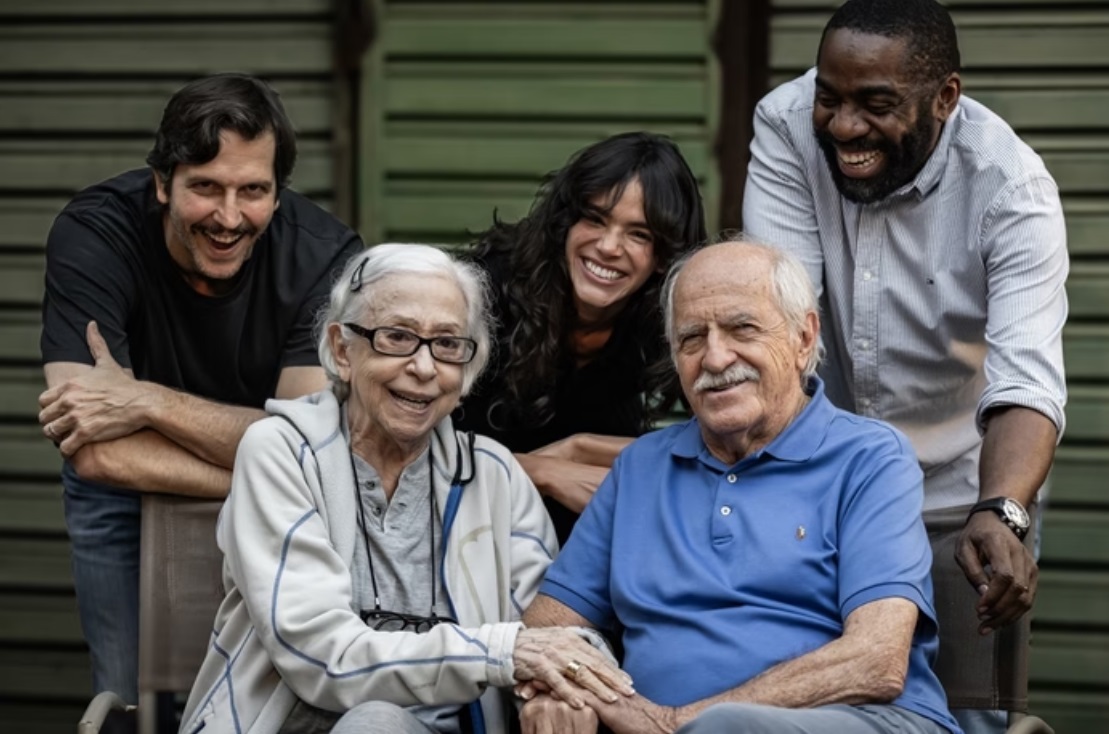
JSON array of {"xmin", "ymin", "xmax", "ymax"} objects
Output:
[
  {"xmin": 39, "ymin": 321, "xmax": 154, "ymax": 456},
  {"xmin": 955, "ymin": 511, "xmax": 1037, "ymax": 634},
  {"xmin": 590, "ymin": 692, "xmax": 680, "ymax": 734},
  {"xmin": 519, "ymin": 692, "xmax": 599, "ymax": 734},
  {"xmin": 512, "ymin": 627, "xmax": 634, "ymax": 710}
]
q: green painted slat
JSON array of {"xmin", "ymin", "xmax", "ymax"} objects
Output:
[
  {"xmin": 0, "ymin": 141, "xmax": 333, "ymax": 195},
  {"xmin": 1065, "ymin": 386, "xmax": 1109, "ymax": 443},
  {"xmin": 1026, "ymin": 692, "xmax": 1109, "ymax": 734},
  {"xmin": 0, "ymin": 311, "xmax": 45, "ymax": 362},
  {"xmin": 0, "ymin": 365, "xmax": 47, "ymax": 420},
  {"xmin": 1063, "ymin": 324, "xmax": 1109, "ymax": 382},
  {"xmin": 0, "ymin": 702, "xmax": 88, "ymax": 734},
  {"xmin": 0, "ymin": 198, "xmax": 67, "ymax": 249},
  {"xmin": 1065, "ymin": 198, "xmax": 1109, "ymax": 256},
  {"xmin": 385, "ymin": 17, "xmax": 707, "ymax": 59},
  {"xmin": 384, "ymin": 135, "xmax": 710, "ymax": 177},
  {"xmin": 0, "ymin": 537, "xmax": 73, "ymax": 590},
  {"xmin": 1040, "ymin": 509, "xmax": 1109, "ymax": 565},
  {"xmin": 0, "ymin": 649, "xmax": 90, "ymax": 702},
  {"xmin": 385, "ymin": 76, "xmax": 707, "ymax": 120},
  {"xmin": 0, "ymin": 0, "xmax": 328, "ymax": 13},
  {"xmin": 962, "ymin": 87, "xmax": 1109, "ymax": 130},
  {"xmin": 1035, "ymin": 571, "xmax": 1109, "ymax": 627},
  {"xmin": 1052, "ymin": 446, "xmax": 1109, "ymax": 506},
  {"xmin": 0, "ymin": 593, "xmax": 83, "ymax": 645},
  {"xmin": 385, "ymin": 193, "xmax": 535, "ymax": 239},
  {"xmin": 770, "ymin": 13, "xmax": 1109, "ymax": 71},
  {"xmin": 0, "ymin": 481, "xmax": 65, "ymax": 534},
  {"xmin": 0, "ymin": 254, "xmax": 45, "ymax": 308},
  {"xmin": 0, "ymin": 24, "xmax": 332, "ymax": 75},
  {"xmin": 1039, "ymin": 151, "xmax": 1109, "ymax": 195},
  {"xmin": 0, "ymin": 81, "xmax": 333, "ymax": 134},
  {"xmin": 1030, "ymin": 631, "xmax": 1109, "ymax": 687},
  {"xmin": 1067, "ymin": 264, "xmax": 1109, "ymax": 319},
  {"xmin": 0, "ymin": 425, "xmax": 64, "ymax": 479}
]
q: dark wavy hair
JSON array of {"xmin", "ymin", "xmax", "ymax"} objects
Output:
[
  {"xmin": 471, "ymin": 132, "xmax": 707, "ymax": 428},
  {"xmin": 146, "ymin": 73, "xmax": 298, "ymax": 190}
]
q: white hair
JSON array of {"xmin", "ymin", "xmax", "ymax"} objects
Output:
[
  {"xmin": 316, "ymin": 243, "xmax": 495, "ymax": 400},
  {"xmin": 661, "ymin": 236, "xmax": 823, "ymax": 380}
]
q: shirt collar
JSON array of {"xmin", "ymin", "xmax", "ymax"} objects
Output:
[{"xmin": 671, "ymin": 376, "xmax": 833, "ymax": 468}]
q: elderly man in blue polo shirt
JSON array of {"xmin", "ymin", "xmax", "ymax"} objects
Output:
[{"xmin": 518, "ymin": 240, "xmax": 960, "ymax": 734}]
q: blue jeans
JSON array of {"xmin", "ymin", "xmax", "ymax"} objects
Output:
[{"xmin": 62, "ymin": 462, "xmax": 141, "ymax": 704}]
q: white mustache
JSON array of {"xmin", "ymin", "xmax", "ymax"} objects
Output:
[{"xmin": 694, "ymin": 364, "xmax": 760, "ymax": 393}]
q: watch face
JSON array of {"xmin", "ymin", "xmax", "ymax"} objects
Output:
[{"xmin": 1002, "ymin": 499, "xmax": 1029, "ymax": 528}]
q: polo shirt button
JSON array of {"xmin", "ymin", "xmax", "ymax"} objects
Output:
[
  {"xmin": 720, "ymin": 506, "xmax": 732, "ymax": 516},
  {"xmin": 726, "ymin": 473, "xmax": 737, "ymax": 483},
  {"xmin": 862, "ymin": 270, "xmax": 873, "ymax": 281}
]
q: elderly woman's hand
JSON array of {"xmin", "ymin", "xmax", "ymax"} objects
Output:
[{"xmin": 512, "ymin": 627, "xmax": 634, "ymax": 709}]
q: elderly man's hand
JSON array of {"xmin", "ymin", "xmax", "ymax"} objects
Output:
[
  {"xmin": 955, "ymin": 511, "xmax": 1037, "ymax": 634},
  {"xmin": 512, "ymin": 627, "xmax": 634, "ymax": 710},
  {"xmin": 39, "ymin": 321, "xmax": 151, "ymax": 456},
  {"xmin": 519, "ymin": 692, "xmax": 599, "ymax": 734},
  {"xmin": 589, "ymin": 692, "xmax": 680, "ymax": 734}
]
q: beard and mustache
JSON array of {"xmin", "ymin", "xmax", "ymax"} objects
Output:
[{"xmin": 814, "ymin": 99, "xmax": 938, "ymax": 205}]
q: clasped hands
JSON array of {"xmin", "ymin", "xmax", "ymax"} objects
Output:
[
  {"xmin": 512, "ymin": 627, "xmax": 676, "ymax": 734},
  {"xmin": 39, "ymin": 321, "xmax": 152, "ymax": 457}
]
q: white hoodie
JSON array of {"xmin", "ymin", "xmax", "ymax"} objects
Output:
[{"xmin": 180, "ymin": 390, "xmax": 557, "ymax": 734}]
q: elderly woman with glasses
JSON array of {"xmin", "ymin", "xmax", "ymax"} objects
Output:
[{"xmin": 180, "ymin": 245, "xmax": 631, "ymax": 734}]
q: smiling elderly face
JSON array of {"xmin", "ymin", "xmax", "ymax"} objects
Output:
[{"xmin": 331, "ymin": 272, "xmax": 468, "ymax": 457}]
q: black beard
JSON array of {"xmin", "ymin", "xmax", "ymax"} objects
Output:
[{"xmin": 815, "ymin": 111, "xmax": 937, "ymax": 204}]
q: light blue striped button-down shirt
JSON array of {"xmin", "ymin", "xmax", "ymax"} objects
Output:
[{"xmin": 743, "ymin": 69, "xmax": 1068, "ymax": 511}]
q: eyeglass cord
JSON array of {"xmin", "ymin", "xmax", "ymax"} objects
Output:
[{"xmin": 349, "ymin": 448, "xmax": 441, "ymax": 619}]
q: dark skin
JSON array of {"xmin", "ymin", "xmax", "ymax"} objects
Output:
[
  {"xmin": 958, "ymin": 406, "xmax": 1057, "ymax": 633},
  {"xmin": 816, "ymin": 30, "xmax": 1058, "ymax": 632}
]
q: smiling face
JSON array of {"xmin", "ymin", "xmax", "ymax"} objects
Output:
[
  {"xmin": 813, "ymin": 29, "xmax": 959, "ymax": 204},
  {"xmin": 564, "ymin": 178, "xmax": 659, "ymax": 327},
  {"xmin": 155, "ymin": 129, "xmax": 279, "ymax": 295},
  {"xmin": 330, "ymin": 273, "xmax": 467, "ymax": 462},
  {"xmin": 671, "ymin": 244, "xmax": 817, "ymax": 464}
]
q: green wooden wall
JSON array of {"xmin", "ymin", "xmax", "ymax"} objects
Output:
[
  {"xmin": 769, "ymin": 2, "xmax": 1109, "ymax": 732},
  {"xmin": 0, "ymin": 0, "xmax": 342, "ymax": 729},
  {"xmin": 356, "ymin": 0, "xmax": 721, "ymax": 247}
]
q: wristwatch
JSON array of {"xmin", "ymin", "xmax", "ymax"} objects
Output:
[{"xmin": 968, "ymin": 497, "xmax": 1030, "ymax": 540}]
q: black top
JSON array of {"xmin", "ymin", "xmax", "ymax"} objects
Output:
[
  {"xmin": 41, "ymin": 168, "xmax": 363, "ymax": 408},
  {"xmin": 456, "ymin": 249, "xmax": 657, "ymax": 543}
]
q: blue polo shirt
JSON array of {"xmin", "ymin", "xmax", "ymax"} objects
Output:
[{"xmin": 540, "ymin": 378, "xmax": 958, "ymax": 732}]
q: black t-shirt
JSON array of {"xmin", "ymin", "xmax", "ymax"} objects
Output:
[
  {"xmin": 456, "ymin": 249, "xmax": 657, "ymax": 542},
  {"xmin": 41, "ymin": 168, "xmax": 363, "ymax": 408}
]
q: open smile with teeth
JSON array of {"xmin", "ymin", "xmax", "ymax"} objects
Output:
[
  {"xmin": 583, "ymin": 258, "xmax": 624, "ymax": 282},
  {"xmin": 838, "ymin": 149, "xmax": 882, "ymax": 169},
  {"xmin": 390, "ymin": 390, "xmax": 434, "ymax": 409}
]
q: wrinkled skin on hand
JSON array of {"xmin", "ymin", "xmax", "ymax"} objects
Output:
[{"xmin": 512, "ymin": 627, "xmax": 634, "ymax": 710}]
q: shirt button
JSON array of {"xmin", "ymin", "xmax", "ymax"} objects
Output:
[
  {"xmin": 858, "ymin": 397, "xmax": 871, "ymax": 408},
  {"xmin": 720, "ymin": 506, "xmax": 732, "ymax": 516},
  {"xmin": 862, "ymin": 271, "xmax": 873, "ymax": 281},
  {"xmin": 726, "ymin": 474, "xmax": 737, "ymax": 484},
  {"xmin": 857, "ymin": 339, "xmax": 869, "ymax": 350}
]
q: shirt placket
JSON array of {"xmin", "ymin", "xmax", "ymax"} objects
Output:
[{"xmin": 852, "ymin": 208, "xmax": 882, "ymax": 417}]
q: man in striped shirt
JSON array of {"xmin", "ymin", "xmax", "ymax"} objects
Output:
[{"xmin": 743, "ymin": 1, "xmax": 1067, "ymax": 731}]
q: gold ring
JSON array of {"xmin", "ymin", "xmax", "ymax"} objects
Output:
[{"xmin": 564, "ymin": 659, "xmax": 583, "ymax": 680}]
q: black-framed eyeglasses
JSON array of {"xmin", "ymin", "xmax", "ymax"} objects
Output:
[
  {"xmin": 359, "ymin": 607, "xmax": 459, "ymax": 633},
  {"xmin": 343, "ymin": 323, "xmax": 477, "ymax": 365}
]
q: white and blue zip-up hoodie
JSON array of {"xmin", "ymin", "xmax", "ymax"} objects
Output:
[{"xmin": 180, "ymin": 390, "xmax": 558, "ymax": 734}]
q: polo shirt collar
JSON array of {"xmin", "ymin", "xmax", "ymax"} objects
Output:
[{"xmin": 671, "ymin": 376, "xmax": 833, "ymax": 468}]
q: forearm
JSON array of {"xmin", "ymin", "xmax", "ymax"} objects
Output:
[
  {"xmin": 566, "ymin": 434, "xmax": 632, "ymax": 468},
  {"xmin": 70, "ymin": 429, "xmax": 231, "ymax": 497},
  {"xmin": 978, "ymin": 406, "xmax": 1058, "ymax": 507},
  {"xmin": 141, "ymin": 382, "xmax": 264, "ymax": 469}
]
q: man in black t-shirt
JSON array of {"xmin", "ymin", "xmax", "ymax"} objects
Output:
[{"xmin": 38, "ymin": 74, "xmax": 363, "ymax": 709}]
